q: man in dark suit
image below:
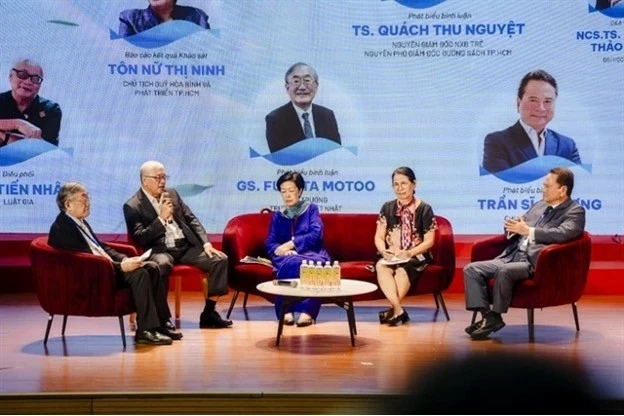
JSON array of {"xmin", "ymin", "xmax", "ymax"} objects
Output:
[
  {"xmin": 463, "ymin": 167, "xmax": 585, "ymax": 340},
  {"xmin": 265, "ymin": 62, "xmax": 341, "ymax": 153},
  {"xmin": 123, "ymin": 161, "xmax": 232, "ymax": 329},
  {"xmin": 482, "ymin": 69, "xmax": 581, "ymax": 173},
  {"xmin": 48, "ymin": 182, "xmax": 181, "ymax": 345}
]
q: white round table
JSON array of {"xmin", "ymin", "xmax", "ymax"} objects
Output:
[{"xmin": 256, "ymin": 279, "xmax": 378, "ymax": 346}]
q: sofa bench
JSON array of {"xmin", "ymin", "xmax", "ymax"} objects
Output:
[{"xmin": 222, "ymin": 212, "xmax": 456, "ymax": 319}]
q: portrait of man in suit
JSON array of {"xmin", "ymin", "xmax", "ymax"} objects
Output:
[
  {"xmin": 265, "ymin": 62, "xmax": 341, "ymax": 153},
  {"xmin": 482, "ymin": 69, "xmax": 581, "ymax": 174},
  {"xmin": 463, "ymin": 167, "xmax": 585, "ymax": 339},
  {"xmin": 123, "ymin": 161, "xmax": 232, "ymax": 329},
  {"xmin": 48, "ymin": 182, "xmax": 181, "ymax": 345}
]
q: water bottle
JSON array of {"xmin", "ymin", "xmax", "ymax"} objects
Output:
[
  {"xmin": 314, "ymin": 261, "xmax": 323, "ymax": 288},
  {"xmin": 332, "ymin": 260, "xmax": 341, "ymax": 290},
  {"xmin": 299, "ymin": 260, "xmax": 307, "ymax": 289},
  {"xmin": 323, "ymin": 261, "xmax": 332, "ymax": 290}
]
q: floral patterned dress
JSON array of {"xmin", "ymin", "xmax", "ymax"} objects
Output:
[{"xmin": 376, "ymin": 199, "xmax": 437, "ymax": 285}]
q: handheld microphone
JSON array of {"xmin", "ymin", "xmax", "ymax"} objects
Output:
[
  {"xmin": 160, "ymin": 192, "xmax": 173, "ymax": 224},
  {"xmin": 273, "ymin": 280, "xmax": 298, "ymax": 288}
]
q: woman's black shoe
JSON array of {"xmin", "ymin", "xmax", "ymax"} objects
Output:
[
  {"xmin": 378, "ymin": 308, "xmax": 394, "ymax": 324},
  {"xmin": 387, "ymin": 310, "xmax": 410, "ymax": 327}
]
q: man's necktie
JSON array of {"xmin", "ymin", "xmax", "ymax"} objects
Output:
[
  {"xmin": 536, "ymin": 206, "xmax": 553, "ymax": 227},
  {"xmin": 302, "ymin": 113, "xmax": 314, "ymax": 138},
  {"xmin": 79, "ymin": 222, "xmax": 112, "ymax": 261}
]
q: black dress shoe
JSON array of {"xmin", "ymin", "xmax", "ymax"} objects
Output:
[
  {"xmin": 199, "ymin": 311, "xmax": 232, "ymax": 329},
  {"xmin": 135, "ymin": 330, "xmax": 172, "ymax": 345},
  {"xmin": 387, "ymin": 310, "xmax": 410, "ymax": 327},
  {"xmin": 214, "ymin": 310, "xmax": 233, "ymax": 327},
  {"xmin": 163, "ymin": 320, "xmax": 176, "ymax": 331},
  {"xmin": 156, "ymin": 326, "xmax": 183, "ymax": 340},
  {"xmin": 378, "ymin": 308, "xmax": 393, "ymax": 324},
  {"xmin": 464, "ymin": 319, "xmax": 484, "ymax": 335},
  {"xmin": 470, "ymin": 315, "xmax": 506, "ymax": 340}
]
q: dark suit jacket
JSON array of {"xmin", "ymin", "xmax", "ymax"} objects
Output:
[
  {"xmin": 123, "ymin": 188, "xmax": 209, "ymax": 253},
  {"xmin": 48, "ymin": 212, "xmax": 126, "ymax": 275},
  {"xmin": 265, "ymin": 103, "xmax": 341, "ymax": 153},
  {"xmin": 595, "ymin": 0, "xmax": 612, "ymax": 10},
  {"xmin": 499, "ymin": 198, "xmax": 585, "ymax": 267},
  {"xmin": 482, "ymin": 121, "xmax": 581, "ymax": 173}
]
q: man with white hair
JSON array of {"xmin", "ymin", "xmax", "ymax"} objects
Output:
[
  {"xmin": 123, "ymin": 161, "xmax": 232, "ymax": 329},
  {"xmin": 0, "ymin": 58, "xmax": 61, "ymax": 146},
  {"xmin": 49, "ymin": 182, "xmax": 179, "ymax": 345}
]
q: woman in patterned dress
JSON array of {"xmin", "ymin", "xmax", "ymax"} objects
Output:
[{"xmin": 374, "ymin": 167, "xmax": 437, "ymax": 326}]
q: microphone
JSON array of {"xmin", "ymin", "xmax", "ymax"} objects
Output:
[
  {"xmin": 160, "ymin": 192, "xmax": 173, "ymax": 224},
  {"xmin": 273, "ymin": 280, "xmax": 298, "ymax": 288}
]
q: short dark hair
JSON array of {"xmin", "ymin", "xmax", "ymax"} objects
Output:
[
  {"xmin": 392, "ymin": 166, "xmax": 416, "ymax": 183},
  {"xmin": 517, "ymin": 69, "xmax": 558, "ymax": 99},
  {"xmin": 277, "ymin": 171, "xmax": 305, "ymax": 191},
  {"xmin": 56, "ymin": 182, "xmax": 86, "ymax": 212},
  {"xmin": 549, "ymin": 167, "xmax": 574, "ymax": 196},
  {"xmin": 284, "ymin": 62, "xmax": 318, "ymax": 84}
]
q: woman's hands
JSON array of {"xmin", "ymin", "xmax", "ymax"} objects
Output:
[{"xmin": 274, "ymin": 241, "xmax": 296, "ymax": 256}]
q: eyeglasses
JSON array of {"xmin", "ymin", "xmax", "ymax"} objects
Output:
[
  {"xmin": 11, "ymin": 68, "xmax": 43, "ymax": 85},
  {"xmin": 145, "ymin": 175, "xmax": 169, "ymax": 182},
  {"xmin": 288, "ymin": 77, "xmax": 316, "ymax": 87}
]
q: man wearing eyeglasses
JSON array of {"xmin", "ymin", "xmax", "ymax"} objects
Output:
[
  {"xmin": 0, "ymin": 59, "xmax": 62, "ymax": 147},
  {"xmin": 123, "ymin": 161, "xmax": 232, "ymax": 329},
  {"xmin": 265, "ymin": 62, "xmax": 341, "ymax": 153},
  {"xmin": 49, "ymin": 182, "xmax": 180, "ymax": 345}
]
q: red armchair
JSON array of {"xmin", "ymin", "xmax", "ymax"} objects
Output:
[
  {"xmin": 469, "ymin": 232, "xmax": 592, "ymax": 340},
  {"xmin": 30, "ymin": 237, "xmax": 137, "ymax": 348},
  {"xmin": 222, "ymin": 213, "xmax": 456, "ymax": 320}
]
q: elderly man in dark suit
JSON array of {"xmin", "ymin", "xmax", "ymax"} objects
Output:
[
  {"xmin": 482, "ymin": 69, "xmax": 581, "ymax": 173},
  {"xmin": 464, "ymin": 167, "xmax": 585, "ymax": 339},
  {"xmin": 48, "ymin": 182, "xmax": 181, "ymax": 345},
  {"xmin": 265, "ymin": 62, "xmax": 341, "ymax": 153},
  {"xmin": 123, "ymin": 161, "xmax": 231, "ymax": 329}
]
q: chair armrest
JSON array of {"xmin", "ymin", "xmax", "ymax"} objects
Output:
[
  {"xmin": 471, "ymin": 235, "xmax": 508, "ymax": 262},
  {"xmin": 32, "ymin": 248, "xmax": 119, "ymax": 315},
  {"xmin": 531, "ymin": 233, "xmax": 591, "ymax": 304},
  {"xmin": 106, "ymin": 242, "xmax": 138, "ymax": 257}
]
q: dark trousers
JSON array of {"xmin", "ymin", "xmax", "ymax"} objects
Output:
[
  {"xmin": 123, "ymin": 260, "xmax": 171, "ymax": 331},
  {"xmin": 463, "ymin": 250, "xmax": 531, "ymax": 314},
  {"xmin": 151, "ymin": 240, "xmax": 229, "ymax": 297}
]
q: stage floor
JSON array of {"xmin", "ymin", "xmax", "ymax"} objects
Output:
[{"xmin": 1, "ymin": 292, "xmax": 623, "ymax": 411}]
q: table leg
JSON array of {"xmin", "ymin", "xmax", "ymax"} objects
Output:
[
  {"xmin": 276, "ymin": 302, "xmax": 288, "ymax": 347},
  {"xmin": 346, "ymin": 297, "xmax": 356, "ymax": 346}
]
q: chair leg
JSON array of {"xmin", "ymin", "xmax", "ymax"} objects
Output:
[
  {"xmin": 471, "ymin": 311, "xmax": 477, "ymax": 325},
  {"xmin": 433, "ymin": 293, "xmax": 440, "ymax": 309},
  {"xmin": 226, "ymin": 290, "xmax": 239, "ymax": 319},
  {"xmin": 572, "ymin": 303, "xmax": 580, "ymax": 331},
  {"xmin": 436, "ymin": 292, "xmax": 450, "ymax": 321},
  {"xmin": 527, "ymin": 308, "xmax": 535, "ymax": 342},
  {"xmin": 44, "ymin": 314, "xmax": 54, "ymax": 346},
  {"xmin": 242, "ymin": 292, "xmax": 249, "ymax": 313},
  {"xmin": 175, "ymin": 274, "xmax": 182, "ymax": 320},
  {"xmin": 61, "ymin": 315, "xmax": 68, "ymax": 337},
  {"xmin": 118, "ymin": 316, "xmax": 127, "ymax": 349}
]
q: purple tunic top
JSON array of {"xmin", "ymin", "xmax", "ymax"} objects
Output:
[{"xmin": 265, "ymin": 203, "xmax": 330, "ymax": 279}]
